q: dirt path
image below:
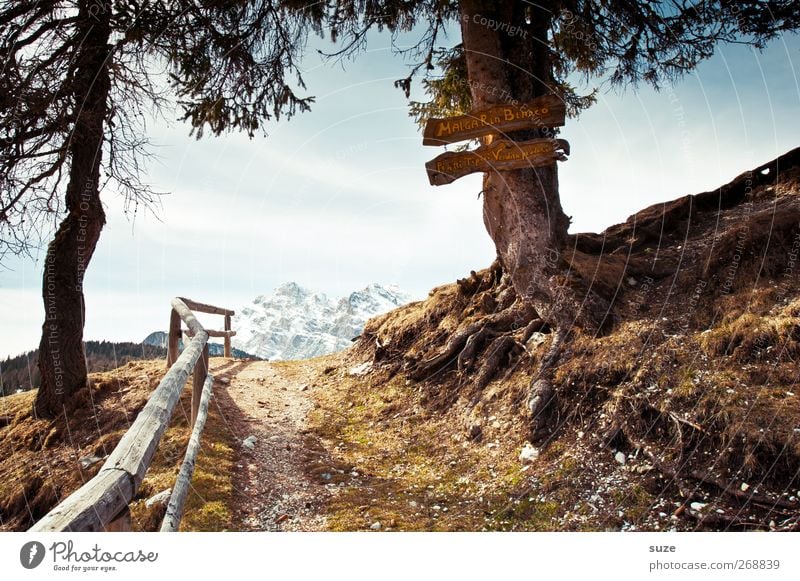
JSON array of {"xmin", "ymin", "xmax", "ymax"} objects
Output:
[{"xmin": 209, "ymin": 358, "xmax": 333, "ymax": 531}]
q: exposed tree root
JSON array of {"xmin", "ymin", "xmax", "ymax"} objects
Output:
[
  {"xmin": 406, "ymin": 299, "xmax": 537, "ymax": 383},
  {"xmin": 526, "ymin": 326, "xmax": 568, "ymax": 442}
]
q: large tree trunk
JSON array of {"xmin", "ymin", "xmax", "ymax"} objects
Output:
[
  {"xmin": 459, "ymin": 0, "xmax": 608, "ymax": 332},
  {"xmin": 35, "ymin": 2, "xmax": 112, "ymax": 418}
]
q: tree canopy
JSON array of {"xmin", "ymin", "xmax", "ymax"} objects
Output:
[{"xmin": 0, "ymin": 0, "xmax": 312, "ymax": 261}]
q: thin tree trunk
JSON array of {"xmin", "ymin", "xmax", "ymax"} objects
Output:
[
  {"xmin": 35, "ymin": 2, "xmax": 112, "ymax": 418},
  {"xmin": 459, "ymin": 0, "xmax": 608, "ymax": 332}
]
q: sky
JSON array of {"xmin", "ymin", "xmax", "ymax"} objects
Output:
[{"xmin": 1, "ymin": 27, "xmax": 799, "ymax": 358}]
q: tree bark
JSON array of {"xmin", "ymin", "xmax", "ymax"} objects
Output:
[
  {"xmin": 459, "ymin": 0, "xmax": 608, "ymax": 332},
  {"xmin": 35, "ymin": 1, "xmax": 112, "ymax": 418}
]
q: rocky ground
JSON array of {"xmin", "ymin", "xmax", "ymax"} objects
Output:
[{"xmin": 210, "ymin": 358, "xmax": 332, "ymax": 531}]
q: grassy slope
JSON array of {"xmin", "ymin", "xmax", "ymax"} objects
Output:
[
  {"xmin": 0, "ymin": 360, "xmax": 236, "ymax": 531},
  {"xmin": 302, "ymin": 149, "xmax": 800, "ymax": 531}
]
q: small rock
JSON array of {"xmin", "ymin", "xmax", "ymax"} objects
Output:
[
  {"xmin": 526, "ymin": 332, "xmax": 547, "ymax": 350},
  {"xmin": 242, "ymin": 435, "xmax": 257, "ymax": 450},
  {"xmin": 219, "ymin": 377, "xmax": 230, "ymax": 385},
  {"xmin": 740, "ymin": 482, "xmax": 750, "ymax": 492},
  {"xmin": 491, "ymin": 420, "xmax": 502, "ymax": 429},
  {"xmin": 348, "ymin": 362, "xmax": 372, "ymax": 376},
  {"xmin": 690, "ymin": 502, "xmax": 707, "ymax": 512},
  {"xmin": 370, "ymin": 522, "xmax": 381, "ymax": 530},
  {"xmin": 577, "ymin": 431, "xmax": 585, "ymax": 439},
  {"xmin": 614, "ymin": 451, "xmax": 626, "ymax": 465},
  {"xmin": 79, "ymin": 455, "xmax": 103, "ymax": 469},
  {"xmin": 519, "ymin": 443, "xmax": 539, "ymax": 464},
  {"xmin": 432, "ymin": 505, "xmax": 441, "ymax": 511},
  {"xmin": 626, "ymin": 276, "xmax": 637, "ymax": 286},
  {"xmin": 467, "ymin": 424, "xmax": 483, "ymax": 442},
  {"xmin": 145, "ymin": 488, "xmax": 172, "ymax": 509}
]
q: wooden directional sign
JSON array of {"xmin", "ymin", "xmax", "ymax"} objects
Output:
[
  {"xmin": 422, "ymin": 95, "xmax": 566, "ymax": 146},
  {"xmin": 425, "ymin": 138, "xmax": 569, "ymax": 186}
]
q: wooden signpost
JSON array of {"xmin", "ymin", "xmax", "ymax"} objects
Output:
[
  {"xmin": 422, "ymin": 94, "xmax": 566, "ymax": 146},
  {"xmin": 422, "ymin": 94, "xmax": 569, "ymax": 186},
  {"xmin": 425, "ymin": 138, "xmax": 570, "ymax": 186}
]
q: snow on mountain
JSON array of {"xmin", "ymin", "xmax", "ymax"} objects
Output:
[{"xmin": 232, "ymin": 282, "xmax": 413, "ymax": 361}]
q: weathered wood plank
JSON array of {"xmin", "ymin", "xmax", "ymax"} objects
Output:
[
  {"xmin": 167, "ymin": 308, "xmax": 180, "ymax": 368},
  {"xmin": 29, "ymin": 330, "xmax": 209, "ymax": 532},
  {"xmin": 161, "ymin": 374, "xmax": 214, "ymax": 532},
  {"xmin": 422, "ymin": 95, "xmax": 565, "ymax": 146},
  {"xmin": 426, "ymin": 138, "xmax": 570, "ymax": 186},
  {"xmin": 178, "ymin": 297, "xmax": 234, "ymax": 317},
  {"xmin": 191, "ymin": 343, "xmax": 209, "ymax": 427},
  {"xmin": 29, "ymin": 296, "xmax": 234, "ymax": 532},
  {"xmin": 171, "ymin": 297, "xmax": 205, "ymax": 335},
  {"xmin": 29, "ymin": 468, "xmax": 134, "ymax": 532},
  {"xmin": 223, "ymin": 314, "xmax": 232, "ymax": 358},
  {"xmin": 206, "ymin": 329, "xmax": 237, "ymax": 338},
  {"xmin": 105, "ymin": 331, "xmax": 208, "ymax": 486}
]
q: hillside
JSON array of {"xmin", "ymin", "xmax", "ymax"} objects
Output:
[
  {"xmin": 305, "ymin": 147, "xmax": 800, "ymax": 531},
  {"xmin": 0, "ymin": 359, "xmax": 237, "ymax": 531}
]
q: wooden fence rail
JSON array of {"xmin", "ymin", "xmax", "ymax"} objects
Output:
[{"xmin": 28, "ymin": 297, "xmax": 235, "ymax": 532}]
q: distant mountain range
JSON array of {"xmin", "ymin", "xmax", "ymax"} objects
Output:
[
  {"xmin": 2, "ymin": 283, "xmax": 411, "ymax": 397},
  {"xmin": 142, "ymin": 331, "xmax": 255, "ymax": 359},
  {"xmin": 232, "ymin": 282, "xmax": 413, "ymax": 361}
]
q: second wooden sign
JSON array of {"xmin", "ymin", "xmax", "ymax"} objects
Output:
[{"xmin": 425, "ymin": 138, "xmax": 570, "ymax": 186}]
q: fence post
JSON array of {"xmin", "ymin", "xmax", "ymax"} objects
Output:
[
  {"xmin": 224, "ymin": 315, "xmax": 232, "ymax": 358},
  {"xmin": 191, "ymin": 343, "xmax": 209, "ymax": 427},
  {"xmin": 167, "ymin": 308, "xmax": 180, "ymax": 368}
]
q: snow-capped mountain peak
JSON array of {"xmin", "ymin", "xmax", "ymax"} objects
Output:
[{"xmin": 232, "ymin": 283, "xmax": 412, "ymax": 361}]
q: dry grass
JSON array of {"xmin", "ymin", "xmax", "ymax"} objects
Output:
[{"xmin": 0, "ymin": 359, "xmax": 236, "ymax": 531}]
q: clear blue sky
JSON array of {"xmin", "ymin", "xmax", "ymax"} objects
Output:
[{"xmin": 1, "ymin": 29, "xmax": 798, "ymax": 358}]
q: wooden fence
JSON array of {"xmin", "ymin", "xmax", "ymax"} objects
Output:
[{"xmin": 28, "ymin": 297, "xmax": 236, "ymax": 532}]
